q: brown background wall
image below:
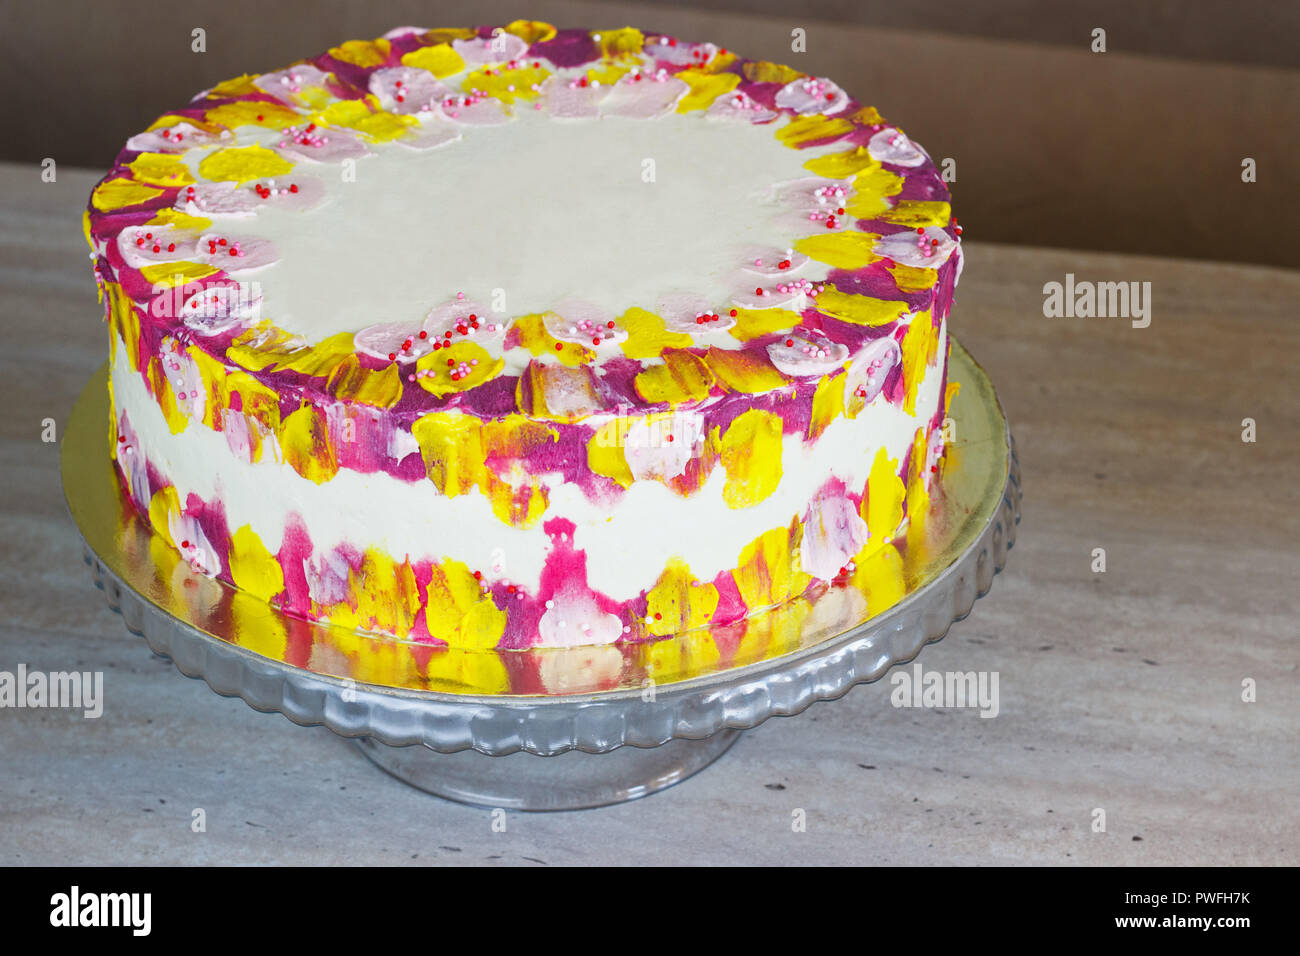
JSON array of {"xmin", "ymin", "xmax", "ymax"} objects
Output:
[{"xmin": 3, "ymin": 0, "xmax": 1295, "ymax": 267}]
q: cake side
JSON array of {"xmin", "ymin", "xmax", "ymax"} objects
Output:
[{"xmin": 86, "ymin": 23, "xmax": 963, "ymax": 649}]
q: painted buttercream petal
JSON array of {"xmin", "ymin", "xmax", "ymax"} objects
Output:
[
  {"xmin": 648, "ymin": 38, "xmax": 719, "ymax": 67},
  {"xmin": 867, "ymin": 127, "xmax": 927, "ymax": 167},
  {"xmin": 623, "ymin": 411, "xmax": 705, "ymax": 481},
  {"xmin": 775, "ymin": 76, "xmax": 849, "ymax": 116},
  {"xmin": 843, "ymin": 335, "xmax": 902, "ymax": 408},
  {"xmin": 766, "ymin": 335, "xmax": 850, "ymax": 377},
  {"xmin": 254, "ymin": 64, "xmax": 334, "ymax": 104},
  {"xmin": 423, "ymin": 298, "xmax": 509, "ymax": 339},
  {"xmin": 800, "ymin": 493, "xmax": 869, "ymax": 580},
  {"xmin": 770, "ymin": 176, "xmax": 852, "ymax": 214},
  {"xmin": 435, "ymin": 93, "xmax": 511, "ymax": 125},
  {"xmin": 275, "ymin": 125, "xmax": 371, "ymax": 163},
  {"xmin": 537, "ymin": 364, "xmax": 604, "ymax": 417},
  {"xmin": 739, "ymin": 247, "xmax": 811, "ymax": 277},
  {"xmin": 382, "ymin": 26, "xmax": 430, "ymax": 40},
  {"xmin": 368, "ymin": 66, "xmax": 452, "ymax": 115},
  {"xmin": 168, "ymin": 511, "xmax": 221, "ymax": 576},
  {"xmin": 127, "ymin": 122, "xmax": 226, "ymax": 154},
  {"xmin": 196, "ymin": 233, "xmax": 279, "ymax": 273},
  {"xmin": 394, "ymin": 121, "xmax": 462, "ymax": 150},
  {"xmin": 539, "ymin": 74, "xmax": 611, "ymax": 119},
  {"xmin": 179, "ymin": 281, "xmax": 263, "ymax": 334},
  {"xmin": 545, "ymin": 298, "xmax": 628, "ymax": 346},
  {"xmin": 706, "ymin": 89, "xmax": 778, "ymax": 123},
  {"xmin": 731, "ymin": 283, "xmax": 814, "ymax": 311},
  {"xmin": 537, "ymin": 588, "xmax": 622, "ymax": 647},
  {"xmin": 600, "ymin": 73, "xmax": 689, "ymax": 118},
  {"xmin": 452, "ymin": 33, "xmax": 530, "ymax": 65},
  {"xmin": 873, "ymin": 226, "xmax": 957, "ymax": 268},
  {"xmin": 117, "ymin": 225, "xmax": 197, "ymax": 269},
  {"xmin": 175, "ymin": 180, "xmax": 256, "ymax": 216},
  {"xmin": 354, "ymin": 322, "xmax": 435, "ymax": 361},
  {"xmin": 657, "ymin": 292, "xmax": 736, "ymax": 334}
]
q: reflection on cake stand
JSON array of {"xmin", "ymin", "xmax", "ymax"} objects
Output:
[{"xmin": 62, "ymin": 339, "xmax": 1019, "ymax": 811}]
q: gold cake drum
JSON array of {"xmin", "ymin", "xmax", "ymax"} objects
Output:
[{"xmin": 62, "ymin": 338, "xmax": 1018, "ymax": 767}]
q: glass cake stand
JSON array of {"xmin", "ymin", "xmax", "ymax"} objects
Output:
[{"xmin": 61, "ymin": 339, "xmax": 1019, "ymax": 811}]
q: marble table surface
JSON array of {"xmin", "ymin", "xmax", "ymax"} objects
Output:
[{"xmin": 1, "ymin": 162, "xmax": 1295, "ymax": 866}]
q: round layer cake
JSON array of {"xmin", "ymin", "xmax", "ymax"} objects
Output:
[{"xmin": 84, "ymin": 22, "xmax": 963, "ymax": 650}]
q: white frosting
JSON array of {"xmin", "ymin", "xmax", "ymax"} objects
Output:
[{"xmin": 216, "ymin": 110, "xmax": 846, "ymax": 341}]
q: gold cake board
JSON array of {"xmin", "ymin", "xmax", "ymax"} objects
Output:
[{"xmin": 62, "ymin": 338, "xmax": 1019, "ymax": 810}]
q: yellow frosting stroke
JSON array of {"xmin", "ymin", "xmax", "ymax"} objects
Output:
[
  {"xmin": 92, "ymin": 178, "xmax": 164, "ymax": 212},
  {"xmin": 644, "ymin": 558, "xmax": 720, "ymax": 637},
  {"xmin": 633, "ymin": 350, "xmax": 716, "ymax": 405},
  {"xmin": 720, "ymin": 408, "xmax": 784, "ymax": 508},
  {"xmin": 425, "ymin": 559, "xmax": 508, "ymax": 649},
  {"xmin": 198, "ymin": 145, "xmax": 295, "ymax": 184},
  {"xmin": 228, "ymin": 525, "xmax": 285, "ymax": 601},
  {"xmin": 279, "ymin": 405, "xmax": 339, "ymax": 484},
  {"xmin": 795, "ymin": 232, "xmax": 879, "ymax": 271},
  {"xmin": 401, "ymin": 43, "xmax": 467, "ymax": 77},
  {"xmin": 329, "ymin": 38, "xmax": 391, "ymax": 67},
  {"xmin": 675, "ymin": 69, "xmax": 741, "ymax": 112}
]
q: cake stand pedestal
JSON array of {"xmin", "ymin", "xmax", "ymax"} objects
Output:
[{"xmin": 62, "ymin": 340, "xmax": 1019, "ymax": 811}]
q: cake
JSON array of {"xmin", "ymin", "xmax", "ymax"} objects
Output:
[{"xmin": 84, "ymin": 23, "xmax": 963, "ymax": 653}]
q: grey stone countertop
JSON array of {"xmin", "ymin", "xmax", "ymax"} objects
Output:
[{"xmin": 1, "ymin": 162, "xmax": 1295, "ymax": 865}]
